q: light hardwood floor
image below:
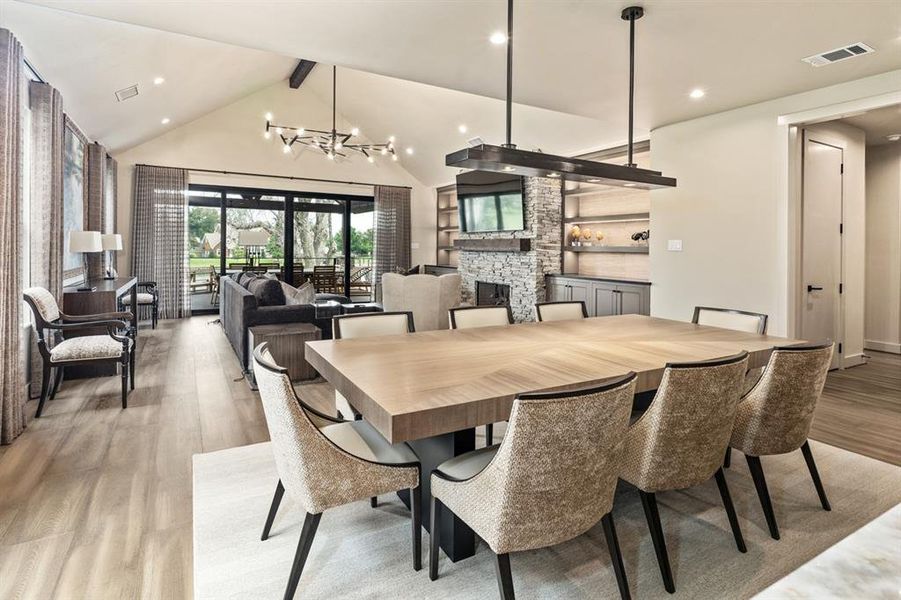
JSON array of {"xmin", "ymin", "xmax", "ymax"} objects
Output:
[{"xmin": 0, "ymin": 316, "xmax": 897, "ymax": 599}]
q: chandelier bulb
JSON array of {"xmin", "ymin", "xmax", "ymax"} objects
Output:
[
  {"xmin": 328, "ymin": 152, "xmax": 335, "ymax": 160},
  {"xmin": 392, "ymin": 154, "xmax": 398, "ymax": 161},
  {"xmin": 381, "ymin": 148, "xmax": 387, "ymax": 155},
  {"xmin": 265, "ymin": 112, "xmax": 273, "ymax": 121},
  {"xmin": 282, "ymin": 145, "xmax": 290, "ymax": 154},
  {"xmin": 367, "ymin": 156, "xmax": 374, "ymax": 163},
  {"xmin": 351, "ymin": 127, "xmax": 360, "ymax": 136},
  {"xmin": 275, "ymin": 127, "xmax": 283, "ymax": 135},
  {"xmin": 335, "ymin": 141, "xmax": 343, "ymax": 150},
  {"xmin": 263, "ymin": 131, "xmax": 271, "ymax": 140},
  {"xmin": 296, "ymin": 128, "xmax": 304, "ymax": 136}
]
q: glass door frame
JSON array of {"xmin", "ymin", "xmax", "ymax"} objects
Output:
[{"xmin": 188, "ymin": 183, "xmax": 373, "ymax": 295}]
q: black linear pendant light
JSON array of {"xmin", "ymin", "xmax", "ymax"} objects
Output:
[{"xmin": 445, "ymin": 2, "xmax": 676, "ymax": 189}]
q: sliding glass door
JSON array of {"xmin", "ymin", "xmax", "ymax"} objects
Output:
[{"xmin": 187, "ymin": 184, "xmax": 373, "ymax": 313}]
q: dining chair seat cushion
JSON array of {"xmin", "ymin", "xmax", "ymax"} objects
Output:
[
  {"xmin": 434, "ymin": 445, "xmax": 499, "ymax": 482},
  {"xmin": 51, "ymin": 335, "xmax": 128, "ymax": 362},
  {"xmin": 321, "ymin": 420, "xmax": 418, "ymax": 466},
  {"xmin": 120, "ymin": 292, "xmax": 155, "ymax": 305}
]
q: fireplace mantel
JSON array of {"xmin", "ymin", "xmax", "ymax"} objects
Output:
[{"xmin": 453, "ymin": 238, "xmax": 532, "ymax": 253}]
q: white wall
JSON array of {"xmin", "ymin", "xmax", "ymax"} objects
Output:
[
  {"xmin": 649, "ymin": 70, "xmax": 901, "ymax": 341},
  {"xmin": 112, "ymin": 80, "xmax": 435, "ymax": 275},
  {"xmin": 803, "ymin": 121, "xmax": 866, "ymax": 364},
  {"xmin": 865, "ymin": 143, "xmax": 901, "ymax": 353}
]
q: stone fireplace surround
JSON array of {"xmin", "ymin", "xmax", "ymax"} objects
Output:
[{"xmin": 457, "ymin": 177, "xmax": 563, "ymax": 322}]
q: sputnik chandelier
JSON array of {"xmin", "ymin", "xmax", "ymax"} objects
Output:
[{"xmin": 264, "ymin": 65, "xmax": 397, "ymax": 163}]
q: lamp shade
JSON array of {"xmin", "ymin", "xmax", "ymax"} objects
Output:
[
  {"xmin": 69, "ymin": 231, "xmax": 103, "ymax": 253},
  {"xmin": 238, "ymin": 228, "xmax": 270, "ymax": 246},
  {"xmin": 101, "ymin": 233, "xmax": 123, "ymax": 251}
]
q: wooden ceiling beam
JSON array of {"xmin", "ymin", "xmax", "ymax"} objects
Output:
[{"xmin": 289, "ymin": 60, "xmax": 317, "ymax": 89}]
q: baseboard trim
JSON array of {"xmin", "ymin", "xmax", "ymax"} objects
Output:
[
  {"xmin": 864, "ymin": 339, "xmax": 901, "ymax": 354},
  {"xmin": 841, "ymin": 353, "xmax": 867, "ymax": 368}
]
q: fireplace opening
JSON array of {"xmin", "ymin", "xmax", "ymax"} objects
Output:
[{"xmin": 476, "ymin": 281, "xmax": 511, "ymax": 307}]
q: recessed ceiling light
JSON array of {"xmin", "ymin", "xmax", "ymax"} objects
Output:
[
  {"xmin": 689, "ymin": 89, "xmax": 705, "ymax": 99},
  {"xmin": 458, "ymin": 124, "xmax": 468, "ymax": 134},
  {"xmin": 153, "ymin": 77, "xmax": 165, "ymax": 86},
  {"xmin": 887, "ymin": 133, "xmax": 901, "ymax": 142},
  {"xmin": 405, "ymin": 147, "xmax": 414, "ymax": 155},
  {"xmin": 160, "ymin": 117, "xmax": 170, "ymax": 125},
  {"xmin": 623, "ymin": 183, "xmax": 637, "ymax": 187},
  {"xmin": 490, "ymin": 31, "xmax": 507, "ymax": 45}
]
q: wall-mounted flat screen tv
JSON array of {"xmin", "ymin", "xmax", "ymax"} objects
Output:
[{"xmin": 456, "ymin": 171, "xmax": 525, "ymax": 233}]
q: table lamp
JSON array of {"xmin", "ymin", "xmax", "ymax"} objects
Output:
[
  {"xmin": 101, "ymin": 233, "xmax": 123, "ymax": 280},
  {"xmin": 69, "ymin": 230, "xmax": 102, "ymax": 291}
]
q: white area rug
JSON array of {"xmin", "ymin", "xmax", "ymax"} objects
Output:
[{"xmin": 193, "ymin": 441, "xmax": 901, "ymax": 599}]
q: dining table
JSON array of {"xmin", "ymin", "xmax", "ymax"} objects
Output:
[{"xmin": 305, "ymin": 313, "xmax": 797, "ymax": 562}]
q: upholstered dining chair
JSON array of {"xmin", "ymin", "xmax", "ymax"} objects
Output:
[
  {"xmin": 621, "ymin": 352, "xmax": 749, "ymax": 593},
  {"xmin": 535, "ymin": 300, "xmax": 588, "ymax": 322},
  {"xmin": 430, "ymin": 373, "xmax": 638, "ymax": 600},
  {"xmin": 120, "ymin": 281, "xmax": 159, "ymax": 329},
  {"xmin": 728, "ymin": 342, "xmax": 834, "ymax": 540},
  {"xmin": 448, "ymin": 305, "xmax": 514, "ymax": 446},
  {"xmin": 252, "ymin": 344, "xmax": 422, "ymax": 599},
  {"xmin": 24, "ymin": 287, "xmax": 134, "ymax": 418}
]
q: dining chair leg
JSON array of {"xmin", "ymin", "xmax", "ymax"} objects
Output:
[
  {"xmin": 130, "ymin": 346, "xmax": 136, "ymax": 390},
  {"xmin": 745, "ymin": 455, "xmax": 780, "ymax": 540},
  {"xmin": 121, "ymin": 355, "xmax": 129, "ymax": 409},
  {"xmin": 152, "ymin": 303, "xmax": 159, "ymax": 329},
  {"xmin": 411, "ymin": 485, "xmax": 422, "ymax": 571},
  {"xmin": 429, "ymin": 496, "xmax": 441, "ymax": 581},
  {"xmin": 714, "ymin": 468, "xmax": 747, "ymax": 553},
  {"xmin": 601, "ymin": 513, "xmax": 631, "ymax": 600},
  {"xmin": 261, "ymin": 479, "xmax": 285, "ymax": 541},
  {"xmin": 493, "ymin": 552, "xmax": 515, "ymax": 600},
  {"xmin": 800, "ymin": 441, "xmax": 831, "ymax": 511},
  {"xmin": 50, "ymin": 365, "xmax": 64, "ymax": 400},
  {"xmin": 485, "ymin": 423, "xmax": 494, "ymax": 446},
  {"xmin": 283, "ymin": 512, "xmax": 322, "ymax": 600},
  {"xmin": 35, "ymin": 362, "xmax": 51, "ymax": 418},
  {"xmin": 724, "ymin": 446, "xmax": 732, "ymax": 468},
  {"xmin": 639, "ymin": 491, "xmax": 675, "ymax": 593}
]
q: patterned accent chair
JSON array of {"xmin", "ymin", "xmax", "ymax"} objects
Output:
[
  {"xmin": 24, "ymin": 287, "xmax": 135, "ymax": 418},
  {"xmin": 620, "ymin": 352, "xmax": 749, "ymax": 593},
  {"xmin": 448, "ymin": 305, "xmax": 514, "ymax": 446},
  {"xmin": 728, "ymin": 342, "xmax": 834, "ymax": 540},
  {"xmin": 429, "ymin": 373, "xmax": 638, "ymax": 600},
  {"xmin": 252, "ymin": 344, "xmax": 422, "ymax": 599},
  {"xmin": 535, "ymin": 300, "xmax": 589, "ymax": 322},
  {"xmin": 120, "ymin": 281, "xmax": 159, "ymax": 329},
  {"xmin": 692, "ymin": 306, "xmax": 769, "ymax": 399}
]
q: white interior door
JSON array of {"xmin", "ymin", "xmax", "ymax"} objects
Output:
[{"xmin": 801, "ymin": 134, "xmax": 843, "ymax": 369}]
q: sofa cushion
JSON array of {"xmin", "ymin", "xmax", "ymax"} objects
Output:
[
  {"xmin": 281, "ymin": 281, "xmax": 315, "ymax": 306},
  {"xmin": 246, "ymin": 277, "xmax": 285, "ymax": 306},
  {"xmin": 237, "ymin": 272, "xmax": 259, "ymax": 287}
]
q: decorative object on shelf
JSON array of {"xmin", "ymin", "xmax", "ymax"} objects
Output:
[
  {"xmin": 570, "ymin": 225, "xmax": 582, "ymax": 246},
  {"xmin": 580, "ymin": 227, "xmax": 593, "ymax": 246},
  {"xmin": 596, "ymin": 231, "xmax": 605, "ymax": 243},
  {"xmin": 101, "ymin": 234, "xmax": 122, "ymax": 280},
  {"xmin": 263, "ymin": 65, "xmax": 398, "ymax": 163},
  {"xmin": 238, "ymin": 228, "xmax": 270, "ymax": 266},
  {"xmin": 68, "ymin": 230, "xmax": 102, "ymax": 291},
  {"xmin": 631, "ymin": 230, "xmax": 650, "ymax": 244}
]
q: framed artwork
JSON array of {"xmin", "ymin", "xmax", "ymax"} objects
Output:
[{"xmin": 62, "ymin": 117, "xmax": 88, "ymax": 284}]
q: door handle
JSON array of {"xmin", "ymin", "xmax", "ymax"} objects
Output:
[{"xmin": 807, "ymin": 285, "xmax": 824, "ymax": 292}]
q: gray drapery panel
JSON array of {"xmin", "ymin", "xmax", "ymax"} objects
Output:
[
  {"xmin": 132, "ymin": 165, "xmax": 190, "ymax": 319},
  {"xmin": 104, "ymin": 155, "xmax": 117, "ymax": 275},
  {"xmin": 27, "ymin": 81, "xmax": 64, "ymax": 398},
  {"xmin": 86, "ymin": 142, "xmax": 110, "ymax": 280},
  {"xmin": 372, "ymin": 185, "xmax": 411, "ymax": 302},
  {"xmin": 0, "ymin": 28, "xmax": 26, "ymax": 444}
]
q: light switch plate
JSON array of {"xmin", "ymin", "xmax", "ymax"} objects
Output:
[{"xmin": 667, "ymin": 239, "xmax": 683, "ymax": 252}]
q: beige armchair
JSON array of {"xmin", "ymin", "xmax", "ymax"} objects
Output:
[
  {"xmin": 381, "ymin": 273, "xmax": 461, "ymax": 331},
  {"xmin": 253, "ymin": 343, "xmax": 422, "ymax": 598},
  {"xmin": 729, "ymin": 342, "xmax": 834, "ymax": 540},
  {"xmin": 621, "ymin": 352, "xmax": 749, "ymax": 593},
  {"xmin": 429, "ymin": 373, "xmax": 638, "ymax": 600}
]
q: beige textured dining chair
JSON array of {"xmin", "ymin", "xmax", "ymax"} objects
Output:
[
  {"xmin": 331, "ymin": 311, "xmax": 415, "ymax": 422},
  {"xmin": 621, "ymin": 352, "xmax": 749, "ymax": 593},
  {"xmin": 448, "ymin": 305, "xmax": 514, "ymax": 446},
  {"xmin": 430, "ymin": 373, "xmax": 638, "ymax": 600},
  {"xmin": 535, "ymin": 300, "xmax": 588, "ymax": 322},
  {"xmin": 728, "ymin": 342, "xmax": 834, "ymax": 540},
  {"xmin": 692, "ymin": 306, "xmax": 769, "ymax": 401},
  {"xmin": 253, "ymin": 343, "xmax": 422, "ymax": 599}
]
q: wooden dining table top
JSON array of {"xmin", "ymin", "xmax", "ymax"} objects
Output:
[{"xmin": 304, "ymin": 314, "xmax": 797, "ymax": 444}]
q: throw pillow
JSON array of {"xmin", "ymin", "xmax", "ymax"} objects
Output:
[
  {"xmin": 281, "ymin": 281, "xmax": 315, "ymax": 305},
  {"xmin": 246, "ymin": 277, "xmax": 286, "ymax": 306}
]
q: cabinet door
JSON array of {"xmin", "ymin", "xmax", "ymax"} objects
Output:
[
  {"xmin": 546, "ymin": 279, "xmax": 569, "ymax": 303},
  {"xmin": 592, "ymin": 284, "xmax": 619, "ymax": 317},
  {"xmin": 568, "ymin": 280, "xmax": 592, "ymax": 314},
  {"xmin": 616, "ymin": 285, "xmax": 650, "ymax": 316}
]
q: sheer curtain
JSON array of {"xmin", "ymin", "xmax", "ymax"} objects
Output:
[
  {"xmin": 1, "ymin": 28, "xmax": 26, "ymax": 443},
  {"xmin": 373, "ymin": 185, "xmax": 412, "ymax": 302},
  {"xmin": 132, "ymin": 165, "xmax": 190, "ymax": 319}
]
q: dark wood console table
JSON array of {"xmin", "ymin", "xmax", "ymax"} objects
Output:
[{"xmin": 62, "ymin": 277, "xmax": 138, "ymax": 378}]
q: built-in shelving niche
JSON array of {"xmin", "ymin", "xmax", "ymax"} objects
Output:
[
  {"xmin": 561, "ymin": 144, "xmax": 652, "ymax": 281},
  {"xmin": 436, "ymin": 184, "xmax": 459, "ymax": 267}
]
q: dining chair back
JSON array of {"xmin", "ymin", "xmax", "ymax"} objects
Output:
[
  {"xmin": 692, "ymin": 306, "xmax": 768, "ymax": 334},
  {"xmin": 535, "ymin": 300, "xmax": 588, "ymax": 322},
  {"xmin": 333, "ymin": 311, "xmax": 414, "ymax": 340},
  {"xmin": 449, "ymin": 305, "xmax": 513, "ymax": 329}
]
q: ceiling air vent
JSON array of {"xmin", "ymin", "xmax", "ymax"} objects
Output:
[
  {"xmin": 802, "ymin": 43, "xmax": 874, "ymax": 67},
  {"xmin": 115, "ymin": 84, "xmax": 139, "ymax": 102}
]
